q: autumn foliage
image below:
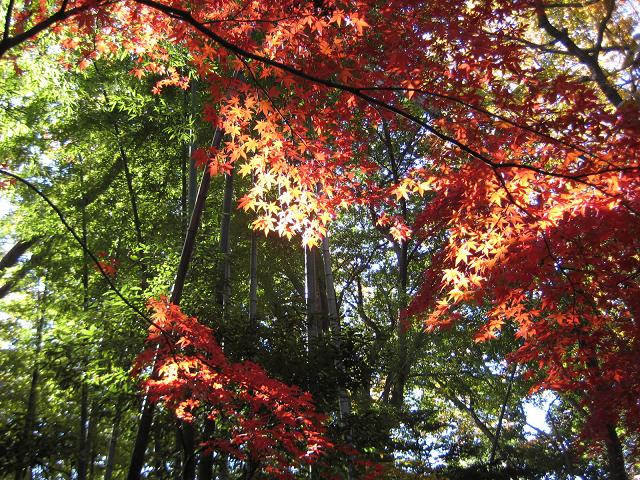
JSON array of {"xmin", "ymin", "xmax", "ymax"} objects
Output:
[
  {"xmin": 2, "ymin": 0, "xmax": 640, "ymax": 471},
  {"xmin": 133, "ymin": 298, "xmax": 331, "ymax": 477}
]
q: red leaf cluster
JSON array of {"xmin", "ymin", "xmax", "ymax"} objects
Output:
[
  {"xmin": 94, "ymin": 251, "xmax": 119, "ymax": 278},
  {"xmin": 132, "ymin": 298, "xmax": 332, "ymax": 477}
]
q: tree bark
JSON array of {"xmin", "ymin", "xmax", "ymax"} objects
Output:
[
  {"xmin": 536, "ymin": 5, "xmax": 623, "ymax": 107},
  {"xmin": 248, "ymin": 229, "xmax": 258, "ymax": 333},
  {"xmin": 389, "ymin": 237, "xmax": 409, "ymax": 408},
  {"xmin": 321, "ymin": 234, "xmax": 353, "ymax": 478},
  {"xmin": 103, "ymin": 399, "xmax": 123, "ymax": 480},
  {"xmin": 215, "ymin": 168, "xmax": 235, "ymax": 315},
  {"xmin": 88, "ymin": 403, "xmax": 98, "ymax": 480},
  {"xmin": 197, "ymin": 166, "xmax": 236, "ymax": 480},
  {"xmin": 376, "ymin": 121, "xmax": 412, "ymax": 408},
  {"xmin": 196, "ymin": 419, "xmax": 215, "ymax": 480},
  {"xmin": 77, "ymin": 382, "xmax": 90, "ymax": 480},
  {"xmin": 78, "ymin": 167, "xmax": 90, "ymax": 480},
  {"xmin": 127, "ymin": 125, "xmax": 224, "ymax": 480},
  {"xmin": 177, "ymin": 81, "xmax": 201, "ymax": 480},
  {"xmin": 321, "ymin": 234, "xmax": 351, "ymax": 419},
  {"xmin": 0, "ymin": 237, "xmax": 39, "ymax": 271},
  {"xmin": 14, "ymin": 300, "xmax": 45, "ymax": 480},
  {"xmin": 187, "ymin": 84, "xmax": 198, "ymax": 216},
  {"xmin": 489, "ymin": 364, "xmax": 517, "ymax": 466},
  {"xmin": 305, "ymin": 247, "xmax": 322, "ymax": 350},
  {"xmin": 605, "ymin": 425, "xmax": 628, "ymax": 480},
  {"xmin": 180, "ymin": 421, "xmax": 196, "ymax": 480}
]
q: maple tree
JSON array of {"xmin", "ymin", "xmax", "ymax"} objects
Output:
[{"xmin": 1, "ymin": 0, "xmax": 640, "ymax": 478}]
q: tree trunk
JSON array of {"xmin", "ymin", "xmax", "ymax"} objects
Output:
[
  {"xmin": 305, "ymin": 247, "xmax": 317, "ymax": 341},
  {"xmin": 248, "ymin": 229, "xmax": 258, "ymax": 335},
  {"xmin": 77, "ymin": 383, "xmax": 90, "ymax": 480},
  {"xmin": 103, "ymin": 399, "xmax": 123, "ymax": 480},
  {"xmin": 187, "ymin": 84, "xmax": 198, "ymax": 216},
  {"xmin": 88, "ymin": 403, "xmax": 98, "ymax": 480},
  {"xmin": 198, "ymin": 167, "xmax": 235, "ymax": 480},
  {"xmin": 127, "ymin": 399, "xmax": 155, "ymax": 480},
  {"xmin": 127, "ymin": 125, "xmax": 224, "ymax": 480},
  {"xmin": 489, "ymin": 364, "xmax": 517, "ymax": 466},
  {"xmin": 579, "ymin": 339, "xmax": 628, "ymax": 479},
  {"xmin": 181, "ymin": 83, "xmax": 195, "ymax": 229},
  {"xmin": 196, "ymin": 420, "xmax": 215, "ymax": 480},
  {"xmin": 321, "ymin": 234, "xmax": 351, "ymax": 419},
  {"xmin": 218, "ymin": 456, "xmax": 230, "ymax": 480},
  {"xmin": 605, "ymin": 425, "xmax": 628, "ymax": 480},
  {"xmin": 390, "ymin": 238, "xmax": 409, "ymax": 408},
  {"xmin": 177, "ymin": 81, "xmax": 202, "ymax": 480},
  {"xmin": 305, "ymin": 245, "xmax": 318, "ymax": 392},
  {"xmin": 305, "ymin": 246, "xmax": 328, "ymax": 348},
  {"xmin": 78, "ymin": 169, "xmax": 90, "ymax": 480},
  {"xmin": 245, "ymin": 227, "xmax": 258, "ymax": 362},
  {"xmin": 377, "ymin": 121, "xmax": 413, "ymax": 408},
  {"xmin": 151, "ymin": 419, "xmax": 163, "ymax": 479},
  {"xmin": 180, "ymin": 421, "xmax": 196, "ymax": 480},
  {"xmin": 216, "ymin": 168, "xmax": 235, "ymax": 315},
  {"xmin": 14, "ymin": 302, "xmax": 45, "ymax": 480},
  {"xmin": 321, "ymin": 234, "xmax": 353, "ymax": 478}
]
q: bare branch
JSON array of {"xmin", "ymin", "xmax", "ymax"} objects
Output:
[
  {"xmin": 595, "ymin": 0, "xmax": 615, "ymax": 55},
  {"xmin": 134, "ymin": 0, "xmax": 635, "ymax": 211},
  {"xmin": 0, "ymin": 237, "xmax": 40, "ymax": 271},
  {"xmin": 536, "ymin": 1, "xmax": 623, "ymax": 106},
  {"xmin": 2, "ymin": 0, "xmax": 15, "ymax": 42}
]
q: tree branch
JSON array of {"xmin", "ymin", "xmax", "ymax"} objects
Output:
[
  {"xmin": 0, "ymin": 237, "xmax": 40, "ymax": 271},
  {"xmin": 0, "ymin": 168, "xmax": 160, "ymax": 329},
  {"xmin": 2, "ymin": 0, "xmax": 15, "ymax": 42},
  {"xmin": 594, "ymin": 0, "xmax": 615, "ymax": 55},
  {"xmin": 536, "ymin": 2, "xmax": 623, "ymax": 106},
  {"xmin": 489, "ymin": 364, "xmax": 517, "ymax": 466},
  {"xmin": 0, "ymin": 2, "xmax": 95, "ymax": 58}
]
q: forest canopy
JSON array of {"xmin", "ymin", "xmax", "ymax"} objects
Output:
[{"xmin": 0, "ymin": 0, "xmax": 639, "ymax": 478}]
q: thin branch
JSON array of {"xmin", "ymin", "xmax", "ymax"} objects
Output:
[
  {"xmin": 357, "ymin": 85, "xmax": 603, "ymax": 161},
  {"xmin": 90, "ymin": 63, "xmax": 146, "ymax": 246},
  {"xmin": 489, "ymin": 363, "xmax": 517, "ymax": 466},
  {"xmin": 237, "ymin": 56, "xmax": 311, "ymax": 151},
  {"xmin": 336, "ymin": 242, "xmax": 381, "ymax": 310},
  {"xmin": 0, "ymin": 237, "xmax": 40, "ymax": 271},
  {"xmin": 0, "ymin": 2, "xmax": 97, "ymax": 58},
  {"xmin": 0, "ymin": 169, "xmax": 235, "ymax": 396},
  {"xmin": 542, "ymin": 0, "xmax": 600, "ymax": 7},
  {"xmin": 594, "ymin": 0, "xmax": 615, "ymax": 55},
  {"xmin": 484, "ymin": 28, "xmax": 628, "ymax": 55},
  {"xmin": 132, "ymin": 0, "xmax": 514, "ymax": 172},
  {"xmin": 536, "ymin": 2, "xmax": 624, "ymax": 107},
  {"xmin": 0, "ymin": 168, "xmax": 166, "ymax": 334},
  {"xmin": 2, "ymin": 0, "xmax": 15, "ymax": 42},
  {"xmin": 422, "ymin": 376, "xmax": 497, "ymax": 443},
  {"xmin": 202, "ymin": 14, "xmax": 313, "ymax": 25}
]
